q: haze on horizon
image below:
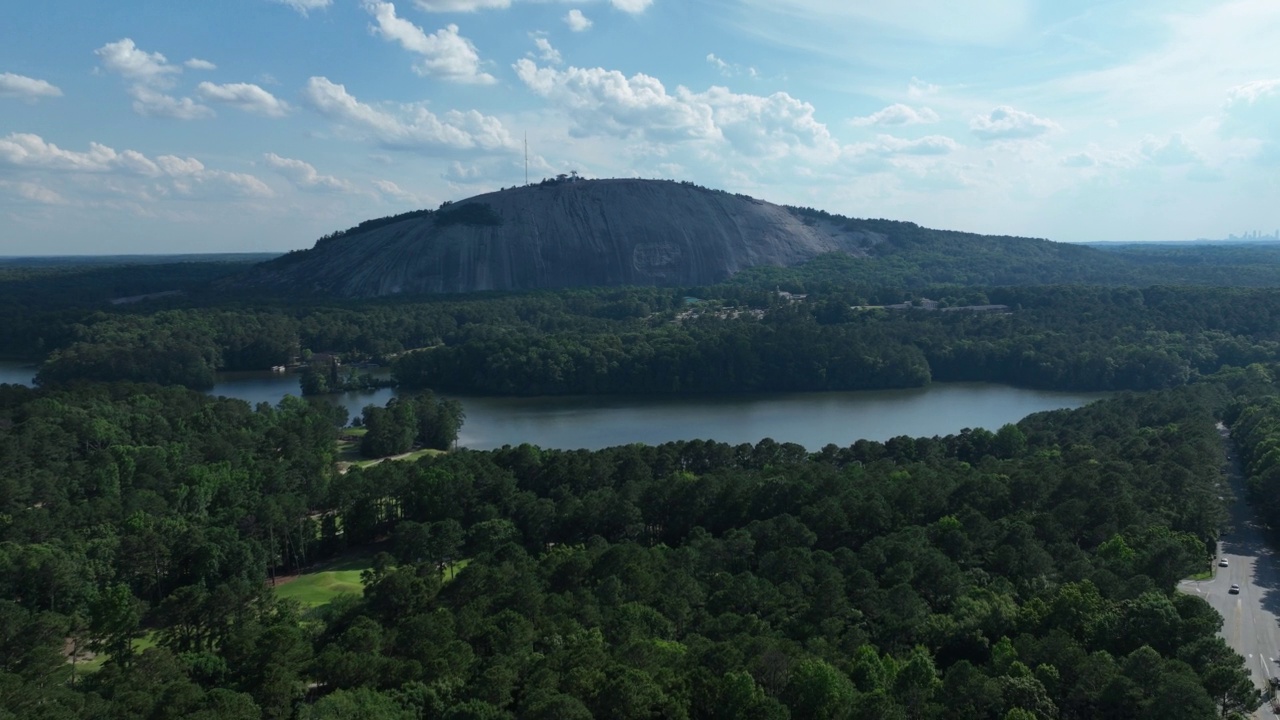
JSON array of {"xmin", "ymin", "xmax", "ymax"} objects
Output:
[{"xmin": 1, "ymin": 0, "xmax": 1278, "ymax": 255}]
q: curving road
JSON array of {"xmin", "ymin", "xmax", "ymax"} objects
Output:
[{"xmin": 1180, "ymin": 423, "xmax": 1280, "ymax": 717}]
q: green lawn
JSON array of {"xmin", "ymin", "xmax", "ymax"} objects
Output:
[
  {"xmin": 70, "ymin": 632, "xmax": 157, "ymax": 674},
  {"xmin": 273, "ymin": 555, "xmax": 469, "ymax": 608},
  {"xmin": 336, "ymin": 428, "xmax": 445, "ymax": 469},
  {"xmin": 274, "ymin": 556, "xmax": 372, "ymax": 607}
]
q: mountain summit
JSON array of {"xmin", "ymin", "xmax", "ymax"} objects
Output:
[{"xmin": 248, "ymin": 179, "xmax": 882, "ymax": 297}]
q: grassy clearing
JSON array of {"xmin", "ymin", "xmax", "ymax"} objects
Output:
[
  {"xmin": 336, "ymin": 427, "xmax": 445, "ymax": 470},
  {"xmin": 274, "ymin": 554, "xmax": 471, "ymax": 608},
  {"xmin": 444, "ymin": 558, "xmax": 470, "ymax": 582},
  {"xmin": 69, "ymin": 632, "xmax": 158, "ymax": 674},
  {"xmin": 275, "ymin": 556, "xmax": 372, "ymax": 608}
]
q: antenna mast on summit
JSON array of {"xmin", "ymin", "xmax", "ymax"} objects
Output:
[{"xmin": 524, "ymin": 132, "xmax": 528, "ymax": 186}]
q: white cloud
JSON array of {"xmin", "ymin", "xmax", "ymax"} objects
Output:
[
  {"xmin": 1221, "ymin": 78, "xmax": 1280, "ymax": 140},
  {"xmin": 1139, "ymin": 133, "xmax": 1204, "ymax": 166},
  {"xmin": 156, "ymin": 155, "xmax": 274, "ymax": 197},
  {"xmin": 514, "ymin": 60, "xmax": 719, "ymax": 142},
  {"xmin": 11, "ymin": 181, "xmax": 69, "ymax": 205},
  {"xmin": 185, "ymin": 58, "xmax": 217, "ymax": 71},
  {"xmin": 372, "ymin": 179, "xmax": 420, "ymax": 203},
  {"xmin": 531, "ymin": 36, "xmax": 562, "ymax": 65},
  {"xmin": 701, "ymin": 86, "xmax": 835, "ymax": 158},
  {"xmin": 0, "ymin": 133, "xmax": 133, "ymax": 172},
  {"xmin": 705, "ymin": 53, "xmax": 757, "ymax": 79},
  {"xmin": 362, "ymin": 2, "xmax": 495, "ymax": 84},
  {"xmin": 514, "ymin": 60, "xmax": 835, "ymax": 159},
  {"xmin": 908, "ymin": 77, "xmax": 940, "ymax": 98},
  {"xmin": 851, "ymin": 103, "xmax": 939, "ymax": 127},
  {"xmin": 610, "ymin": 0, "xmax": 652, "ymax": 12},
  {"xmin": 0, "ymin": 73, "xmax": 63, "ymax": 101},
  {"xmin": 129, "ymin": 86, "xmax": 214, "ymax": 120},
  {"xmin": 270, "ymin": 0, "xmax": 332, "ymax": 15},
  {"xmin": 303, "ymin": 76, "xmax": 515, "ymax": 151},
  {"xmin": 876, "ymin": 134, "xmax": 958, "ymax": 155},
  {"xmin": 264, "ymin": 153, "xmax": 354, "ymax": 191},
  {"xmin": 970, "ymin": 106, "xmax": 1059, "ymax": 140},
  {"xmin": 444, "ymin": 161, "xmax": 485, "ymax": 181},
  {"xmin": 0, "ymin": 132, "xmax": 272, "ymax": 199},
  {"xmin": 414, "ymin": 0, "xmax": 510, "ymax": 9},
  {"xmin": 842, "ymin": 134, "xmax": 959, "ymax": 167},
  {"xmin": 95, "ymin": 39, "xmax": 181, "ymax": 86},
  {"xmin": 95, "ymin": 39, "xmax": 215, "ymax": 120},
  {"xmin": 1061, "ymin": 152, "xmax": 1097, "ymax": 168},
  {"xmin": 565, "ymin": 9, "xmax": 592, "ymax": 31},
  {"xmin": 197, "ymin": 82, "xmax": 289, "ymax": 117},
  {"xmin": 412, "ymin": 0, "xmax": 648, "ymax": 11}
]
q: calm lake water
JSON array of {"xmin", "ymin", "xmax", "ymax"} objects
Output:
[{"xmin": 2, "ymin": 362, "xmax": 1108, "ymax": 450}]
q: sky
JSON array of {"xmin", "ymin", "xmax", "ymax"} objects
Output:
[{"xmin": 1, "ymin": 0, "xmax": 1278, "ymax": 254}]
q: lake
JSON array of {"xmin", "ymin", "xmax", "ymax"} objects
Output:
[{"xmin": 2, "ymin": 364, "xmax": 1102, "ymax": 451}]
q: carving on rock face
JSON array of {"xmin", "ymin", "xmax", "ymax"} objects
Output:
[{"xmin": 632, "ymin": 241, "xmax": 683, "ymax": 278}]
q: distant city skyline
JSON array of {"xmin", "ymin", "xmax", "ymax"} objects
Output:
[{"xmin": 2, "ymin": 0, "xmax": 1280, "ymax": 254}]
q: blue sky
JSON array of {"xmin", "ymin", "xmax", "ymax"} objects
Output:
[{"xmin": 1, "ymin": 0, "xmax": 1278, "ymax": 254}]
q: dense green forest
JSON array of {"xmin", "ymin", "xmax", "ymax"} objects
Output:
[
  {"xmin": 17, "ymin": 283, "xmax": 1280, "ymax": 396},
  {"xmin": 1, "ymin": 369, "xmax": 1271, "ymax": 718},
  {"xmin": 5, "ymin": 245, "xmax": 1280, "ymax": 718}
]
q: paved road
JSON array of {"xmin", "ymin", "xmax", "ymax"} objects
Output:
[{"xmin": 1181, "ymin": 423, "xmax": 1280, "ymax": 717}]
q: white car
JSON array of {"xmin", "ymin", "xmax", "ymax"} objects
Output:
[
  {"xmin": 1220, "ymin": 558, "xmax": 1229, "ymax": 567},
  {"xmin": 1230, "ymin": 584, "xmax": 1241, "ymax": 594}
]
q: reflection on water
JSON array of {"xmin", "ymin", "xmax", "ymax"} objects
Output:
[
  {"xmin": 208, "ymin": 371, "xmax": 1105, "ymax": 451},
  {"xmin": 0, "ymin": 362, "xmax": 1108, "ymax": 451},
  {"xmin": 0, "ymin": 362, "xmax": 35, "ymax": 387}
]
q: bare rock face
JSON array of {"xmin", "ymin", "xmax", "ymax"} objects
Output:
[{"xmin": 250, "ymin": 179, "xmax": 881, "ymax": 297}]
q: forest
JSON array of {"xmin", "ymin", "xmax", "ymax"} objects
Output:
[
  {"xmin": 1, "ymin": 367, "xmax": 1273, "ymax": 718},
  {"xmin": 3, "ymin": 252, "xmax": 1280, "ymax": 718}
]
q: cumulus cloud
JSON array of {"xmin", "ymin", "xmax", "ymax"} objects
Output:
[
  {"xmin": 95, "ymin": 39, "xmax": 181, "ymax": 86},
  {"xmin": 907, "ymin": 77, "xmax": 939, "ymax": 98},
  {"xmin": 95, "ymin": 39, "xmax": 216, "ymax": 120},
  {"xmin": 270, "ymin": 0, "xmax": 332, "ymax": 15},
  {"xmin": 184, "ymin": 58, "xmax": 217, "ymax": 71},
  {"xmin": 531, "ymin": 36, "xmax": 562, "ymax": 65},
  {"xmin": 514, "ymin": 60, "xmax": 834, "ymax": 159},
  {"xmin": 363, "ymin": 2, "xmax": 495, "ymax": 84},
  {"xmin": 1139, "ymin": 133, "xmax": 1204, "ymax": 166},
  {"xmin": 372, "ymin": 179, "xmax": 419, "ymax": 203},
  {"xmin": 1221, "ymin": 78, "xmax": 1280, "ymax": 140},
  {"xmin": 611, "ymin": 0, "xmax": 652, "ymax": 12},
  {"xmin": 565, "ymin": 9, "xmax": 592, "ymax": 31},
  {"xmin": 851, "ymin": 104, "xmax": 939, "ymax": 127},
  {"xmin": 415, "ymin": 0, "xmax": 510, "ymax": 9},
  {"xmin": 303, "ymin": 76, "xmax": 515, "ymax": 151},
  {"xmin": 129, "ymin": 86, "xmax": 214, "ymax": 120},
  {"xmin": 970, "ymin": 106, "xmax": 1059, "ymax": 140},
  {"xmin": 197, "ymin": 82, "xmax": 289, "ymax": 117},
  {"xmin": 264, "ymin": 153, "xmax": 354, "ymax": 191},
  {"xmin": 414, "ymin": 0, "xmax": 648, "ymax": 11},
  {"xmin": 700, "ymin": 86, "xmax": 835, "ymax": 158},
  {"xmin": 514, "ymin": 60, "xmax": 718, "ymax": 142},
  {"xmin": 0, "ymin": 133, "xmax": 136, "ymax": 172},
  {"xmin": 0, "ymin": 132, "xmax": 272, "ymax": 198},
  {"xmin": 0, "ymin": 73, "xmax": 63, "ymax": 101}
]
